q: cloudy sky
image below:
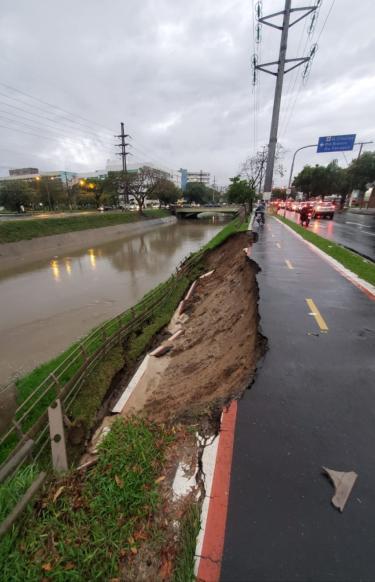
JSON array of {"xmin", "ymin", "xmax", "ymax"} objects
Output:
[{"xmin": 0, "ymin": 0, "xmax": 374, "ymax": 187}]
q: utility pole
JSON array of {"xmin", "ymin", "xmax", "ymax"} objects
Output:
[
  {"xmin": 255, "ymin": 1, "xmax": 317, "ymax": 196},
  {"xmin": 115, "ymin": 122, "xmax": 131, "ymax": 203}
]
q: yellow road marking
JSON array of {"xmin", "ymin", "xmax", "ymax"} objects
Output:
[
  {"xmin": 306, "ymin": 298, "xmax": 329, "ymax": 332},
  {"xmin": 276, "ymin": 242, "xmax": 281, "ymax": 249},
  {"xmin": 285, "ymin": 259, "xmax": 294, "ymax": 269}
]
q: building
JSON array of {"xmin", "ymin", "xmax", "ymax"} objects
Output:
[
  {"xmin": 179, "ymin": 169, "xmax": 210, "ymax": 191},
  {"xmin": 0, "ymin": 168, "xmax": 78, "ymax": 186}
]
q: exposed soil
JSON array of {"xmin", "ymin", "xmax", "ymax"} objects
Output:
[{"xmin": 122, "ymin": 233, "xmax": 264, "ymax": 423}]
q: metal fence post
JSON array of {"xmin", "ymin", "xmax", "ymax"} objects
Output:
[
  {"xmin": 48, "ymin": 399, "xmax": 68, "ymax": 472},
  {"xmin": 80, "ymin": 344, "xmax": 88, "ymax": 362}
]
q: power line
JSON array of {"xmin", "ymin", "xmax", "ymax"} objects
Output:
[
  {"xmin": 0, "ymin": 81, "xmax": 116, "ymax": 136},
  {"xmin": 0, "ymin": 94, "xmax": 114, "ymax": 147},
  {"xmin": 0, "ymin": 108, "xmax": 114, "ymax": 149},
  {"xmin": 316, "ymin": 0, "xmax": 335, "ymax": 43}
]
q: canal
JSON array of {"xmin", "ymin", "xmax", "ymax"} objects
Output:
[{"xmin": 0, "ymin": 217, "xmax": 228, "ymax": 390}]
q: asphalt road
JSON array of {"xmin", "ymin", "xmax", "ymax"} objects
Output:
[
  {"xmin": 221, "ymin": 217, "xmax": 375, "ymax": 581},
  {"xmin": 284, "ymin": 209, "xmax": 375, "ymax": 261}
]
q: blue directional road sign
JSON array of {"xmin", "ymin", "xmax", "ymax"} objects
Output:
[{"xmin": 317, "ymin": 134, "xmax": 356, "ymax": 153}]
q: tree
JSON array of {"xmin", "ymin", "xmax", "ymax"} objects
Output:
[
  {"xmin": 185, "ymin": 182, "xmax": 209, "ymax": 204},
  {"xmin": 125, "ymin": 166, "xmax": 165, "ymax": 213},
  {"xmin": 347, "ymin": 151, "xmax": 375, "ymax": 191},
  {"xmin": 241, "ymin": 145, "xmax": 285, "ymax": 193},
  {"xmin": 227, "ymin": 176, "xmax": 255, "ymax": 214},
  {"xmin": 150, "ymin": 178, "xmax": 180, "ymax": 207},
  {"xmin": 0, "ymin": 180, "xmax": 37, "ymax": 211},
  {"xmin": 293, "ymin": 161, "xmax": 349, "ymax": 199},
  {"xmin": 36, "ymin": 177, "xmax": 66, "ymax": 210}
]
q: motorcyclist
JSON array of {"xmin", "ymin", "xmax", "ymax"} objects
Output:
[
  {"xmin": 255, "ymin": 201, "xmax": 266, "ymax": 224},
  {"xmin": 300, "ymin": 204, "xmax": 310, "ymax": 226}
]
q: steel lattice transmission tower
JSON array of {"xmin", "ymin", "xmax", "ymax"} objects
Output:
[{"xmin": 256, "ymin": 0, "xmax": 318, "ymax": 195}]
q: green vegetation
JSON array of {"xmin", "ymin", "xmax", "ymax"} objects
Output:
[
  {"xmin": 173, "ymin": 503, "xmax": 201, "ymax": 582},
  {"xmin": 69, "ymin": 346, "xmax": 124, "ymax": 429},
  {"xmin": 227, "ymin": 176, "xmax": 256, "ymax": 213},
  {"xmin": 0, "ymin": 417, "xmax": 172, "ymax": 580},
  {"xmin": 276, "ymin": 215, "xmax": 375, "ymax": 286},
  {"xmin": 0, "ymin": 208, "xmax": 169, "ymax": 244}
]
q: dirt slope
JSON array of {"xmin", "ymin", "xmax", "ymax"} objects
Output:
[{"xmin": 123, "ymin": 233, "xmax": 264, "ymax": 423}]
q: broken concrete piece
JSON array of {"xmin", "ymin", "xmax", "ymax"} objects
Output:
[
  {"xmin": 178, "ymin": 300, "xmax": 186, "ymax": 316},
  {"xmin": 167, "ymin": 329, "xmax": 183, "ymax": 342},
  {"xmin": 112, "ymin": 355, "xmax": 150, "ymax": 413},
  {"xmin": 322, "ymin": 467, "xmax": 358, "ymax": 512},
  {"xmin": 185, "ymin": 280, "xmax": 197, "ymax": 302},
  {"xmin": 199, "ymin": 269, "xmax": 215, "ymax": 279},
  {"xmin": 149, "ymin": 344, "xmax": 172, "ymax": 357}
]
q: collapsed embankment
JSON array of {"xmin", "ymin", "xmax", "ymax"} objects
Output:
[{"xmin": 119, "ymin": 232, "xmax": 263, "ymax": 424}]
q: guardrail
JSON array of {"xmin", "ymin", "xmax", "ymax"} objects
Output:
[{"xmin": 0, "ymin": 250, "xmax": 201, "ymax": 469}]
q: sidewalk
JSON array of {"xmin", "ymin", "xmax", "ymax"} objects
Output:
[{"xmin": 220, "ymin": 217, "xmax": 375, "ymax": 581}]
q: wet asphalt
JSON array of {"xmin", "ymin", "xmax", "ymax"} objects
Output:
[
  {"xmin": 284, "ymin": 210, "xmax": 375, "ymax": 261},
  {"xmin": 220, "ymin": 217, "xmax": 375, "ymax": 582}
]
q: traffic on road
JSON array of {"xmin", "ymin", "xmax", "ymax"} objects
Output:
[{"xmin": 272, "ymin": 200, "xmax": 375, "ymax": 260}]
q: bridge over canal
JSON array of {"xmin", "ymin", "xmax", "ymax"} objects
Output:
[{"xmin": 172, "ymin": 205, "xmax": 240, "ymax": 218}]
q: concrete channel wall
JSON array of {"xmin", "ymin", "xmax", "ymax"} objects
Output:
[{"xmin": 0, "ymin": 216, "xmax": 177, "ymax": 273}]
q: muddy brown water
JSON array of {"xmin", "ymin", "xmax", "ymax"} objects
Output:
[{"xmin": 0, "ymin": 217, "xmax": 228, "ymax": 432}]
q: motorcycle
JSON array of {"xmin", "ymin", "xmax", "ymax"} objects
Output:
[
  {"xmin": 255, "ymin": 212, "xmax": 265, "ymax": 226},
  {"xmin": 300, "ymin": 212, "xmax": 312, "ymax": 227}
]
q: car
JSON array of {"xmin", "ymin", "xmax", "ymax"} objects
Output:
[
  {"xmin": 311, "ymin": 201, "xmax": 335, "ymax": 220},
  {"xmin": 291, "ymin": 201, "xmax": 300, "ymax": 212},
  {"xmin": 298, "ymin": 200, "xmax": 315, "ymax": 213}
]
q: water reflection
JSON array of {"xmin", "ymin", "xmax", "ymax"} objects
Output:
[
  {"xmin": 88, "ymin": 248, "xmax": 97, "ymax": 270},
  {"xmin": 50, "ymin": 259, "xmax": 60, "ymax": 282}
]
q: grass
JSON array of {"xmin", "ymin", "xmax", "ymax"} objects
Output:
[
  {"xmin": 0, "ymin": 209, "xmax": 170, "ymax": 244},
  {"xmin": 276, "ymin": 215, "xmax": 375, "ymax": 286},
  {"xmin": 69, "ymin": 347, "xmax": 123, "ymax": 429},
  {"xmin": 173, "ymin": 502, "xmax": 201, "ymax": 582},
  {"xmin": 0, "ymin": 463, "xmax": 39, "ymax": 563},
  {"xmin": 0, "ymin": 417, "xmax": 172, "ymax": 581}
]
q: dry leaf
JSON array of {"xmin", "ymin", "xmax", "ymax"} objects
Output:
[
  {"xmin": 64, "ymin": 562, "xmax": 75, "ymax": 571},
  {"xmin": 53, "ymin": 486, "xmax": 65, "ymax": 503},
  {"xmin": 119, "ymin": 548, "xmax": 127, "ymax": 558},
  {"xmin": 130, "ymin": 546, "xmax": 138, "ymax": 555},
  {"xmin": 159, "ymin": 558, "xmax": 172, "ymax": 579},
  {"xmin": 41, "ymin": 563, "xmax": 53, "ymax": 572},
  {"xmin": 134, "ymin": 531, "xmax": 148, "ymax": 541},
  {"xmin": 115, "ymin": 475, "xmax": 124, "ymax": 488},
  {"xmin": 155, "ymin": 476, "xmax": 166, "ymax": 484},
  {"xmin": 110, "ymin": 578, "xmax": 120, "ymax": 582},
  {"xmin": 128, "ymin": 535, "xmax": 135, "ymax": 545}
]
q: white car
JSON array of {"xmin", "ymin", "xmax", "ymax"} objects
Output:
[{"xmin": 311, "ymin": 201, "xmax": 335, "ymax": 220}]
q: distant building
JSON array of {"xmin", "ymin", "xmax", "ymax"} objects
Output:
[
  {"xmin": 0, "ymin": 168, "xmax": 78, "ymax": 185},
  {"xmin": 179, "ymin": 169, "xmax": 210, "ymax": 191},
  {"xmin": 9, "ymin": 167, "xmax": 39, "ymax": 176}
]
